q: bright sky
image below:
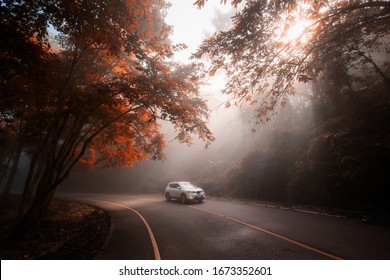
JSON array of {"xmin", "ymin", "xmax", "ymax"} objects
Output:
[
  {"xmin": 165, "ymin": 0, "xmax": 233, "ymax": 63},
  {"xmin": 165, "ymin": 1, "xmax": 312, "ymax": 102},
  {"xmin": 162, "ymin": 1, "xmax": 243, "ymax": 146},
  {"xmin": 165, "ymin": 0, "xmax": 236, "ymax": 105}
]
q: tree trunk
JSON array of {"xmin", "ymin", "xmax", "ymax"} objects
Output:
[
  {"xmin": 362, "ymin": 53, "xmax": 390, "ymax": 92},
  {"xmin": 12, "ymin": 187, "xmax": 57, "ymax": 238},
  {"xmin": 0, "ymin": 152, "xmax": 14, "ymax": 186},
  {"xmin": 17, "ymin": 153, "xmax": 48, "ymax": 220},
  {"xmin": 12, "ymin": 165, "xmax": 57, "ymax": 238},
  {"xmin": 17, "ymin": 153, "xmax": 40, "ymax": 220},
  {"xmin": 0, "ymin": 143, "xmax": 23, "ymax": 211}
]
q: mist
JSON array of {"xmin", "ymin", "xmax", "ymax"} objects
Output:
[
  {"xmin": 2, "ymin": 0, "xmax": 389, "ymax": 220},
  {"xmin": 59, "ymin": 4, "xmax": 315, "ymax": 200},
  {"xmin": 60, "ymin": 82, "xmax": 314, "ymax": 197}
]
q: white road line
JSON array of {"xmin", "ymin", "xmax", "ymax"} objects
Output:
[
  {"xmin": 188, "ymin": 205, "xmax": 344, "ymax": 260},
  {"xmin": 293, "ymin": 209, "xmax": 322, "ymax": 215},
  {"xmin": 248, "ymin": 201, "xmax": 347, "ymax": 219}
]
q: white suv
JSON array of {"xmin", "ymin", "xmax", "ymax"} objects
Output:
[{"xmin": 165, "ymin": 181, "xmax": 205, "ymax": 203}]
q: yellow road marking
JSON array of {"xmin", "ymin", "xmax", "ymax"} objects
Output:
[
  {"xmin": 86, "ymin": 199, "xmax": 161, "ymax": 260},
  {"xmin": 188, "ymin": 205, "xmax": 343, "ymax": 260}
]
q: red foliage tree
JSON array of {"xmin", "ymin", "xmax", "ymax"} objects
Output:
[{"xmin": 0, "ymin": 0, "xmax": 214, "ymax": 235}]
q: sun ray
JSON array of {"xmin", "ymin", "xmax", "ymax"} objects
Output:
[{"xmin": 286, "ymin": 19, "xmax": 312, "ymax": 42}]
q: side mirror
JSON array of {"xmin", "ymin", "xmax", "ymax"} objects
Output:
[{"xmin": 177, "ymin": 186, "xmax": 181, "ymax": 189}]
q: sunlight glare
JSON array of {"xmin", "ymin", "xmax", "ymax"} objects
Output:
[{"xmin": 286, "ymin": 19, "xmax": 311, "ymax": 42}]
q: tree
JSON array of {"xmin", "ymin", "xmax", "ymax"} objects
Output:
[
  {"xmin": 1, "ymin": 0, "xmax": 214, "ymax": 235},
  {"xmin": 194, "ymin": 1, "xmax": 390, "ymax": 213},
  {"xmin": 193, "ymin": 0, "xmax": 390, "ymax": 120}
]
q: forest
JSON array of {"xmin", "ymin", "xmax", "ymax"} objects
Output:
[{"xmin": 1, "ymin": 0, "xmax": 390, "ymax": 237}]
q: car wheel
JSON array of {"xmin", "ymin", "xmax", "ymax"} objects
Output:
[
  {"xmin": 180, "ymin": 194, "xmax": 187, "ymax": 204},
  {"xmin": 165, "ymin": 193, "xmax": 171, "ymax": 201}
]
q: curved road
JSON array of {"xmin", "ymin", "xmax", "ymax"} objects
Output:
[{"xmin": 58, "ymin": 193, "xmax": 390, "ymax": 260}]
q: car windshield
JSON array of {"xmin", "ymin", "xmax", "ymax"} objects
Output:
[{"xmin": 180, "ymin": 182, "xmax": 196, "ymax": 188}]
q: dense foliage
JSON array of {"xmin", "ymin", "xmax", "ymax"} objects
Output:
[
  {"xmin": 194, "ymin": 0, "xmax": 390, "ymax": 119},
  {"xmin": 196, "ymin": 0, "xmax": 390, "ymax": 215}
]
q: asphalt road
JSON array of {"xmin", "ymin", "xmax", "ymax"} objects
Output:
[{"xmin": 58, "ymin": 193, "xmax": 390, "ymax": 260}]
